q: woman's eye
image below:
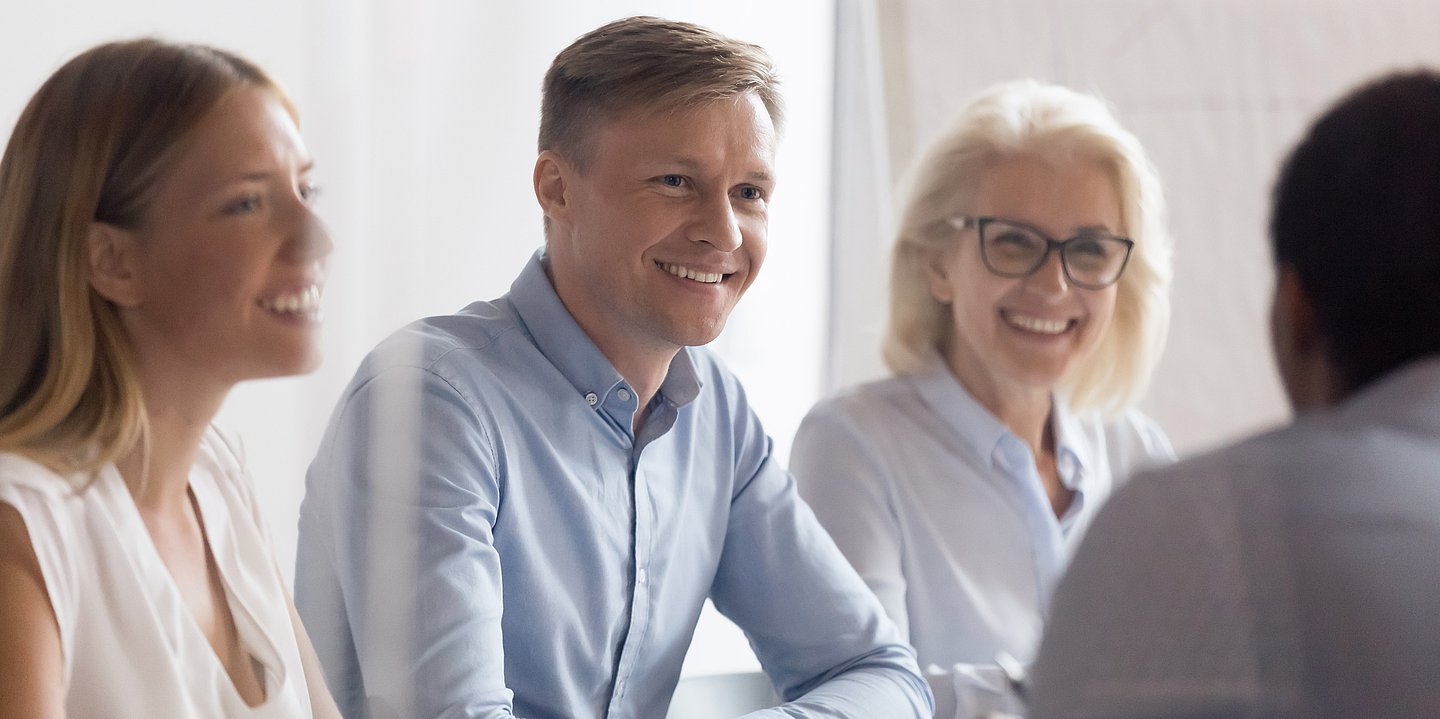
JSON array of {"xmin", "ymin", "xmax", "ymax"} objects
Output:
[
  {"xmin": 300, "ymin": 182, "xmax": 322, "ymax": 204},
  {"xmin": 225, "ymin": 195, "xmax": 262, "ymax": 215}
]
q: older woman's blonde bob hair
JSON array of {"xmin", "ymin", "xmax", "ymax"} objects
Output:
[
  {"xmin": 0, "ymin": 39, "xmax": 289, "ymax": 475},
  {"xmin": 882, "ymin": 79, "xmax": 1172, "ymax": 416}
]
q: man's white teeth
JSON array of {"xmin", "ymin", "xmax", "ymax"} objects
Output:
[
  {"xmin": 261, "ymin": 285, "xmax": 322, "ymax": 316},
  {"xmin": 661, "ymin": 263, "xmax": 723, "ymax": 284},
  {"xmin": 1007, "ymin": 313, "xmax": 1070, "ymax": 335}
]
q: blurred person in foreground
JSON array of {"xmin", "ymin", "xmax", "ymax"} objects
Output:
[
  {"xmin": 1029, "ymin": 70, "xmax": 1440, "ymax": 719},
  {"xmin": 791, "ymin": 79, "xmax": 1175, "ymax": 718},
  {"xmin": 0, "ymin": 39, "xmax": 339, "ymax": 717},
  {"xmin": 295, "ymin": 16, "xmax": 932, "ymax": 719}
]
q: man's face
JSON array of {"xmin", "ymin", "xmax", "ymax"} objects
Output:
[{"xmin": 542, "ymin": 93, "xmax": 777, "ymax": 359}]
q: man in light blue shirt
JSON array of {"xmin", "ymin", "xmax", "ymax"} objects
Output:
[{"xmin": 295, "ymin": 16, "xmax": 932, "ymax": 719}]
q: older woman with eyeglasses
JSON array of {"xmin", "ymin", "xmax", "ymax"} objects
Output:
[{"xmin": 791, "ymin": 79, "xmax": 1175, "ymax": 718}]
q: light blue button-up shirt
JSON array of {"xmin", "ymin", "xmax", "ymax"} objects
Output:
[
  {"xmin": 791, "ymin": 357, "xmax": 1175, "ymax": 717},
  {"xmin": 295, "ymin": 251, "xmax": 932, "ymax": 719}
]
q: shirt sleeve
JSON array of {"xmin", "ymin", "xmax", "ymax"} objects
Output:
[
  {"xmin": 708, "ymin": 404, "xmax": 934, "ymax": 718},
  {"xmin": 0, "ymin": 472, "xmax": 78, "ymax": 685},
  {"xmin": 302, "ymin": 364, "xmax": 518, "ymax": 719},
  {"xmin": 791, "ymin": 401, "xmax": 1025, "ymax": 719}
]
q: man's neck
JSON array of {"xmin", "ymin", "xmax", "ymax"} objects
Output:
[{"xmin": 603, "ymin": 344, "xmax": 674, "ymax": 435}]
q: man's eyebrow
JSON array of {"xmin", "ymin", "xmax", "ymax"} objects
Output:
[{"xmin": 654, "ymin": 157, "xmax": 774, "ymax": 183}]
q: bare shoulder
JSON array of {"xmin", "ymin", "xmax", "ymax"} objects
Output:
[
  {"xmin": 0, "ymin": 501, "xmax": 65, "ymax": 718},
  {"xmin": 0, "ymin": 499, "xmax": 47, "ymax": 589}
]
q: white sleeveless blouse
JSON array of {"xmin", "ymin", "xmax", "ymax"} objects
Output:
[{"xmin": 0, "ymin": 428, "xmax": 313, "ymax": 718}]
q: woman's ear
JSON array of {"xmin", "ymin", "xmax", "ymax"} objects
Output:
[
  {"xmin": 922, "ymin": 244, "xmax": 956, "ymax": 304},
  {"xmin": 86, "ymin": 222, "xmax": 142, "ymax": 308}
]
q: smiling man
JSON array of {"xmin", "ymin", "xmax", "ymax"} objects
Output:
[{"xmin": 294, "ymin": 16, "xmax": 932, "ymax": 719}]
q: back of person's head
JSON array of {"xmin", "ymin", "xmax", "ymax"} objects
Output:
[
  {"xmin": 538, "ymin": 15, "xmax": 784, "ymax": 171},
  {"xmin": 1271, "ymin": 70, "xmax": 1440, "ymax": 396},
  {"xmin": 0, "ymin": 38, "xmax": 288, "ymax": 474},
  {"xmin": 883, "ymin": 79, "xmax": 1173, "ymax": 415}
]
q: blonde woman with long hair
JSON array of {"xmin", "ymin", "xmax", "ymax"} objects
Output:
[
  {"xmin": 0, "ymin": 39, "xmax": 339, "ymax": 718},
  {"xmin": 792, "ymin": 79, "xmax": 1176, "ymax": 717}
]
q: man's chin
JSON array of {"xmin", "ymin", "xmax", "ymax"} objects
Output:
[{"xmin": 663, "ymin": 319, "xmax": 730, "ymax": 349}]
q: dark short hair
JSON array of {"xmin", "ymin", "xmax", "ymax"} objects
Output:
[
  {"xmin": 1271, "ymin": 69, "xmax": 1440, "ymax": 393},
  {"xmin": 538, "ymin": 16, "xmax": 783, "ymax": 170}
]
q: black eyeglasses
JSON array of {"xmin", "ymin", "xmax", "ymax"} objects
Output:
[{"xmin": 947, "ymin": 215, "xmax": 1134, "ymax": 290}]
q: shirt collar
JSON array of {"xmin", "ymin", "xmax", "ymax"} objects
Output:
[
  {"xmin": 508, "ymin": 249, "xmax": 702, "ymax": 429},
  {"xmin": 907, "ymin": 350, "xmax": 1091, "ymax": 487},
  {"xmin": 1049, "ymin": 397, "xmax": 1091, "ymax": 491},
  {"xmin": 1330, "ymin": 355, "xmax": 1440, "ymax": 430},
  {"xmin": 908, "ymin": 352, "xmax": 1012, "ymax": 468}
]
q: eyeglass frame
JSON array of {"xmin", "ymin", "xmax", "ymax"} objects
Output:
[{"xmin": 945, "ymin": 215, "xmax": 1135, "ymax": 290}]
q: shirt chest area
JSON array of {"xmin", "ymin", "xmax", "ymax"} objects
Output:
[{"xmin": 487, "ymin": 396, "xmax": 740, "ymax": 591}]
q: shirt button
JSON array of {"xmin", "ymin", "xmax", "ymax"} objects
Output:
[
  {"xmin": 617, "ymin": 388, "xmax": 632, "ymax": 402},
  {"xmin": 585, "ymin": 392, "xmax": 598, "ymax": 406},
  {"xmin": 636, "ymin": 568, "xmax": 648, "ymax": 585}
]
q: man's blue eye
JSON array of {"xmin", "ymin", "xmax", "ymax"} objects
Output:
[
  {"xmin": 738, "ymin": 186, "xmax": 764, "ymax": 201},
  {"xmin": 661, "ymin": 175, "xmax": 685, "ymax": 187}
]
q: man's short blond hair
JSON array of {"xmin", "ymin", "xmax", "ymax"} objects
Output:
[{"xmin": 539, "ymin": 16, "xmax": 784, "ymax": 170}]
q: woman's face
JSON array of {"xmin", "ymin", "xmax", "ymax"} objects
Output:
[
  {"xmin": 119, "ymin": 86, "xmax": 331, "ymax": 389},
  {"xmin": 929, "ymin": 155, "xmax": 1122, "ymax": 402}
]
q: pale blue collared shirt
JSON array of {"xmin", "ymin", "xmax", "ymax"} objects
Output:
[
  {"xmin": 791, "ymin": 355, "xmax": 1174, "ymax": 717},
  {"xmin": 295, "ymin": 251, "xmax": 932, "ymax": 719}
]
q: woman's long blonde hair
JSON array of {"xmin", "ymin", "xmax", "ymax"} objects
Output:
[
  {"xmin": 0, "ymin": 39, "xmax": 287, "ymax": 475},
  {"xmin": 882, "ymin": 79, "xmax": 1173, "ymax": 417}
]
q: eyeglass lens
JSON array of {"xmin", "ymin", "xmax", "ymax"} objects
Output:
[{"xmin": 981, "ymin": 220, "xmax": 1130, "ymax": 288}]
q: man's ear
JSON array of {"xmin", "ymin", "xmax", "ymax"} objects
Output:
[
  {"xmin": 1271, "ymin": 264, "xmax": 1336, "ymax": 411},
  {"xmin": 533, "ymin": 150, "xmax": 573, "ymax": 225},
  {"xmin": 86, "ymin": 222, "xmax": 142, "ymax": 308}
]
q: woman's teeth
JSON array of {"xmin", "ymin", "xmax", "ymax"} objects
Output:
[
  {"xmin": 1006, "ymin": 312, "xmax": 1070, "ymax": 335},
  {"xmin": 260, "ymin": 285, "xmax": 322, "ymax": 318}
]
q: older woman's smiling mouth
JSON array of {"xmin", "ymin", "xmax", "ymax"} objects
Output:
[{"xmin": 1002, "ymin": 310, "xmax": 1075, "ymax": 335}]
